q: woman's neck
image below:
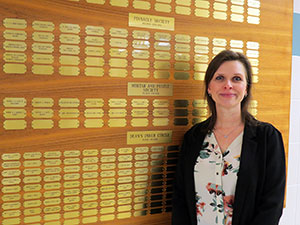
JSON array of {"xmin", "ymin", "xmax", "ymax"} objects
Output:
[{"xmin": 214, "ymin": 106, "xmax": 243, "ymax": 129}]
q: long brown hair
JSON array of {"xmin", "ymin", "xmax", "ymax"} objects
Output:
[{"xmin": 204, "ymin": 50, "xmax": 257, "ymax": 131}]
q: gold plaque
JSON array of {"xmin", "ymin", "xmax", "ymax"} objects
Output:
[
  {"xmin": 59, "ymin": 34, "xmax": 80, "ymax": 44},
  {"xmin": 213, "ymin": 38, "xmax": 227, "ymax": 47},
  {"xmin": 82, "ymin": 209, "xmax": 98, "ymax": 217},
  {"xmin": 32, "ymin": 109, "xmax": 53, "ymax": 118},
  {"xmin": 24, "ymin": 200, "xmax": 42, "ymax": 208},
  {"xmin": 128, "ymin": 82, "xmax": 173, "ymax": 96},
  {"xmin": 155, "ymin": 3, "xmax": 172, "ymax": 13},
  {"xmin": 85, "ymin": 57, "xmax": 104, "ymax": 67},
  {"xmin": 110, "ymin": 48, "xmax": 128, "ymax": 58},
  {"xmin": 64, "ymin": 196, "xmax": 80, "ymax": 205},
  {"xmin": 135, "ymin": 154, "xmax": 149, "ymax": 160},
  {"xmin": 83, "ymin": 187, "xmax": 98, "ymax": 194},
  {"xmin": 101, "ymin": 185, "xmax": 116, "ymax": 193},
  {"xmin": 32, "ymin": 43, "xmax": 54, "ymax": 53},
  {"xmin": 84, "ymin": 98, "xmax": 104, "ymax": 107},
  {"xmin": 154, "ymin": 42, "xmax": 171, "ymax": 51},
  {"xmin": 82, "ymin": 202, "xmax": 98, "ymax": 209},
  {"xmin": 64, "ymin": 173, "xmax": 80, "ymax": 181},
  {"xmin": 176, "ymin": 0, "xmax": 191, "ymax": 6},
  {"xmin": 4, "ymin": 30, "xmax": 27, "ymax": 41},
  {"xmin": 153, "ymin": 108, "xmax": 169, "ymax": 117},
  {"xmin": 118, "ymin": 155, "xmax": 133, "ymax": 162},
  {"xmin": 84, "ymin": 119, "xmax": 104, "ymax": 128},
  {"xmin": 154, "ymin": 32, "xmax": 171, "ymax": 41},
  {"xmin": 248, "ymin": 8, "xmax": 260, "ymax": 17},
  {"xmin": 213, "ymin": 11, "xmax": 227, "ymax": 20},
  {"xmin": 64, "ymin": 211, "xmax": 80, "ymax": 219},
  {"xmin": 132, "ymin": 59, "xmax": 149, "ymax": 69},
  {"xmin": 100, "ymin": 207, "xmax": 115, "ymax": 214},
  {"xmin": 192, "ymin": 109, "xmax": 208, "ymax": 116},
  {"xmin": 24, "ymin": 184, "xmax": 42, "ymax": 192},
  {"xmin": 213, "ymin": 2, "xmax": 227, "ymax": 11},
  {"xmin": 151, "ymin": 146, "xmax": 164, "ymax": 152},
  {"xmin": 118, "ymin": 169, "xmax": 133, "ymax": 176},
  {"xmin": 109, "ymin": 28, "xmax": 128, "ymax": 38},
  {"xmin": 84, "ymin": 108, "xmax": 104, "ymax": 117},
  {"xmin": 110, "ymin": 38, "xmax": 128, "ymax": 48},
  {"xmin": 4, "ymin": 63, "xmax": 26, "ymax": 74},
  {"xmin": 2, "ymin": 169, "xmax": 21, "ymax": 177},
  {"xmin": 101, "ymin": 163, "xmax": 116, "ymax": 170},
  {"xmin": 135, "ymin": 168, "xmax": 148, "ymax": 174},
  {"xmin": 85, "ymin": 36, "xmax": 105, "ymax": 46},
  {"xmin": 247, "ymin": 41, "xmax": 260, "ymax": 50},
  {"xmin": 108, "ymin": 109, "xmax": 127, "ymax": 117},
  {"xmin": 176, "ymin": 6, "xmax": 191, "ymax": 15},
  {"xmin": 43, "ymin": 183, "xmax": 61, "ymax": 190},
  {"xmin": 44, "ymin": 159, "xmax": 62, "ymax": 166},
  {"xmin": 100, "ymin": 214, "xmax": 115, "ymax": 222},
  {"xmin": 101, "ymin": 148, "xmax": 116, "ymax": 155},
  {"xmin": 44, "ymin": 190, "xmax": 61, "ymax": 198},
  {"xmin": 194, "ymin": 72, "xmax": 205, "ymax": 81},
  {"xmin": 24, "ymin": 168, "xmax": 41, "ymax": 176},
  {"xmin": 194, "ymin": 54, "xmax": 209, "ymax": 63},
  {"xmin": 154, "ymin": 70, "xmax": 170, "ymax": 79},
  {"xmin": 60, "ymin": 23, "xmax": 80, "ymax": 34},
  {"xmin": 154, "ymin": 51, "xmax": 171, "ymax": 60},
  {"xmin": 59, "ymin": 109, "xmax": 80, "ymax": 118},
  {"xmin": 83, "ymin": 164, "xmax": 98, "ymax": 171},
  {"xmin": 100, "ymin": 192, "xmax": 116, "ymax": 199},
  {"xmin": 82, "ymin": 194, "xmax": 98, "ymax": 202},
  {"xmin": 131, "ymin": 99, "xmax": 149, "ymax": 107},
  {"xmin": 194, "ymin": 36, "xmax": 209, "ymax": 45},
  {"xmin": 108, "ymin": 119, "xmax": 127, "ymax": 127},
  {"xmin": 194, "ymin": 45, "xmax": 209, "ymax": 54},
  {"xmin": 44, "ymin": 214, "xmax": 61, "ymax": 222},
  {"xmin": 64, "ymin": 188, "xmax": 80, "ymax": 196},
  {"xmin": 231, "ymin": 14, "xmax": 245, "ymax": 22},
  {"xmin": 59, "ymin": 98, "xmax": 80, "ymax": 107},
  {"xmin": 109, "ymin": 58, "xmax": 127, "ymax": 67},
  {"xmin": 175, "ymin": 53, "xmax": 190, "ymax": 61},
  {"xmin": 127, "ymin": 130, "xmax": 172, "ymax": 144},
  {"xmin": 109, "ymin": 98, "xmax": 127, "ymax": 107},
  {"xmin": 153, "ymin": 118, "xmax": 169, "ymax": 126},
  {"xmin": 193, "ymin": 99, "xmax": 208, "ymax": 107},
  {"xmin": 135, "ymin": 175, "xmax": 148, "ymax": 182},
  {"xmin": 174, "ymin": 72, "xmax": 190, "ymax": 80},
  {"xmin": 44, "ymin": 206, "xmax": 61, "ymax": 214},
  {"xmin": 100, "ymin": 156, "xmax": 116, "ymax": 163},
  {"xmin": 24, "ymin": 215, "xmax": 42, "ymax": 223},
  {"xmin": 32, "ymin": 32, "xmax": 54, "ymax": 42},
  {"xmin": 132, "ymin": 50, "xmax": 149, "ymax": 59},
  {"xmin": 109, "ymin": 68, "xmax": 128, "ymax": 77},
  {"xmin": 1, "ymin": 161, "xmax": 21, "ymax": 169},
  {"xmin": 4, "ymin": 109, "xmax": 26, "ymax": 119},
  {"xmin": 153, "ymin": 99, "xmax": 169, "ymax": 107},
  {"xmin": 118, "ymin": 162, "xmax": 133, "ymax": 169},
  {"xmin": 195, "ymin": 8, "xmax": 210, "ymax": 17},
  {"xmin": 2, "ymin": 186, "xmax": 21, "ymax": 194},
  {"xmin": 63, "ymin": 219, "xmax": 80, "ymax": 225},
  {"xmin": 175, "ymin": 43, "xmax": 190, "ymax": 52},
  {"xmin": 59, "ymin": 55, "xmax": 80, "ymax": 65},
  {"xmin": 2, "ymin": 209, "xmax": 21, "ymax": 218},
  {"xmin": 83, "ymin": 172, "xmax": 98, "ymax": 179},
  {"xmin": 85, "ymin": 46, "xmax": 104, "ymax": 56},
  {"xmin": 32, "ymin": 120, "xmax": 53, "ymax": 131},
  {"xmin": 63, "ymin": 204, "xmax": 80, "ymax": 212},
  {"xmin": 129, "ymin": 13, "xmax": 174, "ymax": 31},
  {"xmin": 83, "ymin": 149, "xmax": 98, "ymax": 156},
  {"xmin": 4, "ymin": 52, "xmax": 26, "ymax": 63},
  {"xmin": 23, "ymin": 176, "xmax": 42, "ymax": 184},
  {"xmin": 134, "ymin": 196, "xmax": 147, "ymax": 203},
  {"xmin": 85, "ymin": 25, "xmax": 105, "ymax": 35},
  {"xmin": 44, "ymin": 167, "xmax": 61, "ymax": 174},
  {"xmin": 64, "ymin": 181, "xmax": 80, "ymax": 188},
  {"xmin": 33, "ymin": 21, "xmax": 55, "ymax": 31},
  {"xmin": 3, "ymin": 18, "xmax": 26, "ymax": 29},
  {"xmin": 246, "ymin": 50, "xmax": 259, "ymax": 58},
  {"xmin": 195, "ymin": 0, "xmax": 210, "ymax": 8},
  {"xmin": 231, "ymin": 5, "xmax": 244, "ymax": 13},
  {"xmin": 2, "ymin": 153, "xmax": 21, "ymax": 160},
  {"xmin": 2, "ymin": 178, "xmax": 21, "ymax": 185},
  {"xmin": 118, "ymin": 176, "xmax": 133, "ymax": 183},
  {"xmin": 32, "ymin": 54, "xmax": 53, "ymax": 64},
  {"xmin": 194, "ymin": 63, "xmax": 208, "ymax": 72},
  {"xmin": 154, "ymin": 61, "xmax": 170, "ymax": 70},
  {"xmin": 175, "ymin": 62, "xmax": 190, "ymax": 71},
  {"xmin": 132, "ymin": 69, "xmax": 150, "ymax": 78},
  {"xmin": 118, "ymin": 198, "xmax": 132, "ymax": 206},
  {"xmin": 23, "ymin": 160, "xmax": 42, "ymax": 167},
  {"xmin": 2, "ymin": 218, "xmax": 21, "ymax": 225},
  {"xmin": 131, "ymin": 109, "xmax": 149, "ymax": 117},
  {"xmin": 44, "ymin": 198, "xmax": 61, "ymax": 206},
  {"xmin": 44, "ymin": 151, "xmax": 61, "ymax": 158},
  {"xmin": 132, "ymin": 40, "xmax": 150, "ymax": 49},
  {"xmin": 133, "ymin": 0, "xmax": 151, "ymax": 10},
  {"xmin": 133, "ymin": 30, "xmax": 150, "ymax": 40},
  {"xmin": 118, "ymin": 184, "xmax": 132, "ymax": 191},
  {"xmin": 4, "ymin": 120, "xmax": 27, "ymax": 130},
  {"xmin": 64, "ymin": 158, "xmax": 80, "ymax": 165},
  {"xmin": 60, "ymin": 44, "xmax": 80, "ymax": 55}
]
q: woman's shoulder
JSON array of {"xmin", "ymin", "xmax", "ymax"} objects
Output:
[{"xmin": 250, "ymin": 119, "xmax": 282, "ymax": 137}]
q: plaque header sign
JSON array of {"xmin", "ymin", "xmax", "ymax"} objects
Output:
[{"xmin": 129, "ymin": 13, "xmax": 175, "ymax": 31}]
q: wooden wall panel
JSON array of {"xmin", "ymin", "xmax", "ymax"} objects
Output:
[{"xmin": 0, "ymin": 0, "xmax": 292, "ymax": 224}]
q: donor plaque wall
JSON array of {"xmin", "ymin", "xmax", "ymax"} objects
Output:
[{"xmin": 0, "ymin": 0, "xmax": 292, "ymax": 225}]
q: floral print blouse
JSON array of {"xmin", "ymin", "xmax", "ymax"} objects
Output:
[{"xmin": 194, "ymin": 131, "xmax": 243, "ymax": 225}]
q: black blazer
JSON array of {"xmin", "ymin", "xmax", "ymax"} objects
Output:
[{"xmin": 172, "ymin": 118, "xmax": 286, "ymax": 225}]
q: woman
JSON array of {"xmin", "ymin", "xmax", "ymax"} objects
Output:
[{"xmin": 172, "ymin": 50, "xmax": 286, "ymax": 225}]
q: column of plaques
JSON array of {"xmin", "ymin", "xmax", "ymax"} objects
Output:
[
  {"xmin": 108, "ymin": 99, "xmax": 127, "ymax": 127},
  {"xmin": 99, "ymin": 148, "xmax": 116, "ymax": 222},
  {"xmin": 23, "ymin": 153, "xmax": 43, "ymax": 224},
  {"xmin": 230, "ymin": 0, "xmax": 245, "ymax": 23},
  {"xmin": 155, "ymin": 0, "xmax": 172, "ymax": 13},
  {"xmin": 58, "ymin": 98, "xmax": 80, "ymax": 129},
  {"xmin": 176, "ymin": 0, "xmax": 191, "ymax": 15},
  {"xmin": 174, "ymin": 34, "xmax": 191, "ymax": 81},
  {"xmin": 84, "ymin": 26, "xmax": 105, "ymax": 77},
  {"xmin": 153, "ymin": 32, "xmax": 171, "ymax": 79},
  {"xmin": 117, "ymin": 148, "xmax": 134, "ymax": 220},
  {"xmin": 247, "ymin": 0, "xmax": 260, "ymax": 24},
  {"xmin": 174, "ymin": 100, "xmax": 189, "ymax": 126},
  {"xmin": 213, "ymin": 0, "xmax": 228, "ymax": 20},
  {"xmin": 149, "ymin": 146, "xmax": 165, "ymax": 215},
  {"xmin": 195, "ymin": 0, "xmax": 210, "ymax": 18},
  {"xmin": 43, "ymin": 151, "xmax": 62, "ymax": 225},
  {"xmin": 194, "ymin": 36, "xmax": 210, "ymax": 81},
  {"xmin": 3, "ymin": 18, "xmax": 27, "ymax": 75},
  {"xmin": 153, "ymin": 99, "xmax": 169, "ymax": 127},
  {"xmin": 59, "ymin": 23, "xmax": 81, "ymax": 76},
  {"xmin": 246, "ymin": 41, "xmax": 259, "ymax": 83},
  {"xmin": 109, "ymin": 28, "xmax": 128, "ymax": 78},
  {"xmin": 165, "ymin": 145, "xmax": 180, "ymax": 212},
  {"xmin": 192, "ymin": 99, "xmax": 208, "ymax": 124},
  {"xmin": 3, "ymin": 97, "xmax": 27, "ymax": 130},
  {"xmin": 82, "ymin": 149, "xmax": 99, "ymax": 224},
  {"xmin": 212, "ymin": 38, "xmax": 227, "ymax": 55},
  {"xmin": 84, "ymin": 98, "xmax": 104, "ymax": 128},
  {"xmin": 131, "ymin": 99, "xmax": 149, "ymax": 127},
  {"xmin": 31, "ymin": 97, "xmax": 54, "ymax": 129},
  {"xmin": 133, "ymin": 147, "xmax": 149, "ymax": 217},
  {"xmin": 32, "ymin": 21, "xmax": 55, "ymax": 76},
  {"xmin": 1, "ymin": 153, "xmax": 22, "ymax": 225},
  {"xmin": 132, "ymin": 30, "xmax": 150, "ymax": 79},
  {"xmin": 63, "ymin": 150, "xmax": 81, "ymax": 224}
]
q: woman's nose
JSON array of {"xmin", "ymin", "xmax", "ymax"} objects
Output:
[{"xmin": 224, "ymin": 80, "xmax": 233, "ymax": 89}]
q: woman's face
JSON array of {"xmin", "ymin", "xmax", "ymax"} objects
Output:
[{"xmin": 207, "ymin": 60, "xmax": 248, "ymax": 111}]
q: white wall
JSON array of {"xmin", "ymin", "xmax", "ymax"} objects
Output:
[{"xmin": 279, "ymin": 1, "xmax": 300, "ymax": 224}]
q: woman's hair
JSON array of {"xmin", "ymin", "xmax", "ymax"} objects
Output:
[{"xmin": 204, "ymin": 50, "xmax": 257, "ymax": 131}]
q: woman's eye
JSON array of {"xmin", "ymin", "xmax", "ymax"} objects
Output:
[
  {"xmin": 233, "ymin": 76, "xmax": 242, "ymax": 81},
  {"xmin": 215, "ymin": 75, "xmax": 223, "ymax": 80}
]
